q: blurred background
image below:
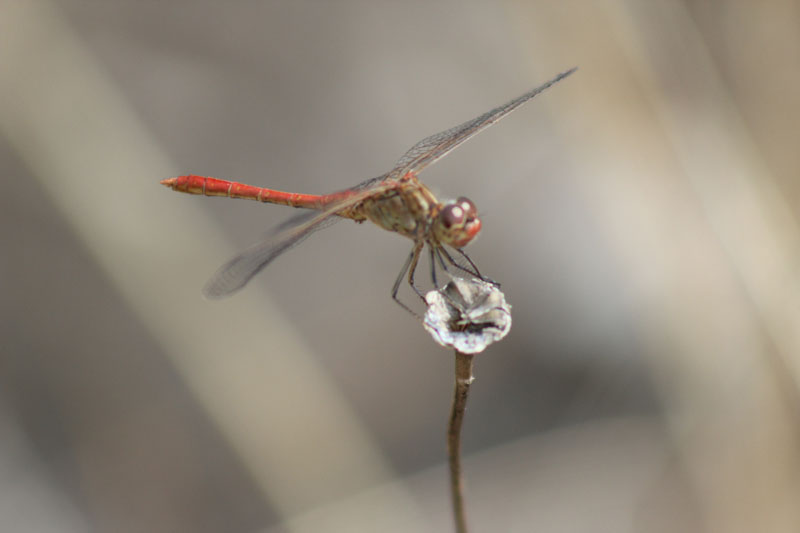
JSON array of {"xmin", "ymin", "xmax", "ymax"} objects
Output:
[{"xmin": 1, "ymin": 1, "xmax": 799, "ymax": 532}]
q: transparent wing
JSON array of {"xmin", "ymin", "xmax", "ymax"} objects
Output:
[
  {"xmin": 392, "ymin": 67, "xmax": 576, "ymax": 176},
  {"xmin": 203, "ymin": 180, "xmax": 395, "ymax": 298}
]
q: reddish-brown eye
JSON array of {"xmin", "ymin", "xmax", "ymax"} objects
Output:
[
  {"xmin": 457, "ymin": 197, "xmax": 477, "ymax": 219},
  {"xmin": 440, "ymin": 204, "xmax": 465, "ymax": 229}
]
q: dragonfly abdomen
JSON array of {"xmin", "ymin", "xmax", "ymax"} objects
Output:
[{"xmin": 161, "ymin": 175, "xmax": 332, "ymax": 209}]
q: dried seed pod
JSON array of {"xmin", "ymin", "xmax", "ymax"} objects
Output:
[{"xmin": 424, "ymin": 278, "xmax": 511, "ymax": 353}]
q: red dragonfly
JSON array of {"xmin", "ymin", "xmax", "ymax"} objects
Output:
[{"xmin": 162, "ymin": 68, "xmax": 576, "ymax": 313}]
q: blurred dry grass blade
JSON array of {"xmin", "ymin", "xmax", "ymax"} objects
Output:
[{"xmin": 424, "ymin": 278, "xmax": 511, "ymax": 353}]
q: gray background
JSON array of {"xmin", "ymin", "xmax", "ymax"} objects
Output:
[{"xmin": 1, "ymin": 1, "xmax": 799, "ymax": 532}]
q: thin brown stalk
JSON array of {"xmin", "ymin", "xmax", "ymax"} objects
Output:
[{"xmin": 448, "ymin": 350, "xmax": 474, "ymax": 533}]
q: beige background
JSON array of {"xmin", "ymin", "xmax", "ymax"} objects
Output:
[{"xmin": 1, "ymin": 1, "xmax": 798, "ymax": 532}]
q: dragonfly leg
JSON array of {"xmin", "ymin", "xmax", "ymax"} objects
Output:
[
  {"xmin": 434, "ymin": 247, "xmax": 450, "ymax": 274},
  {"xmin": 407, "ymin": 240, "xmax": 426, "ymax": 300},
  {"xmin": 440, "ymin": 247, "xmax": 500, "ymax": 287},
  {"xmin": 391, "ymin": 242, "xmax": 424, "ymax": 317},
  {"xmin": 429, "ymin": 246, "xmax": 439, "ymax": 287}
]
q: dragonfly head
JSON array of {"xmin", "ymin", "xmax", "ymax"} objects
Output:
[{"xmin": 434, "ymin": 197, "xmax": 482, "ymax": 248}]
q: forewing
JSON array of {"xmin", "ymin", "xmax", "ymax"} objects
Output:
[
  {"xmin": 203, "ymin": 180, "xmax": 394, "ymax": 298},
  {"xmin": 392, "ymin": 67, "xmax": 576, "ymax": 176}
]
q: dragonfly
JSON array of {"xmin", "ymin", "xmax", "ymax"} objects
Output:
[{"xmin": 161, "ymin": 68, "xmax": 576, "ymax": 314}]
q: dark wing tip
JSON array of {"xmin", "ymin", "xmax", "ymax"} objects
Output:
[
  {"xmin": 202, "ymin": 275, "xmax": 245, "ymax": 300},
  {"xmin": 543, "ymin": 66, "xmax": 578, "ymax": 90},
  {"xmin": 201, "ymin": 254, "xmax": 258, "ymax": 300},
  {"xmin": 201, "ymin": 285, "xmax": 236, "ymax": 300}
]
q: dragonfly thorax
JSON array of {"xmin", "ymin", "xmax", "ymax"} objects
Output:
[
  {"xmin": 357, "ymin": 185, "xmax": 480, "ymax": 249},
  {"xmin": 432, "ymin": 197, "xmax": 481, "ymax": 248}
]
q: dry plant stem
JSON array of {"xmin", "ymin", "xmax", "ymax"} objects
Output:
[{"xmin": 448, "ymin": 350, "xmax": 474, "ymax": 533}]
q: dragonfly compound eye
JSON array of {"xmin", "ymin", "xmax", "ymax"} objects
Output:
[
  {"xmin": 456, "ymin": 197, "xmax": 477, "ymax": 219},
  {"xmin": 435, "ymin": 199, "xmax": 482, "ymax": 248},
  {"xmin": 440, "ymin": 204, "xmax": 466, "ymax": 229}
]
